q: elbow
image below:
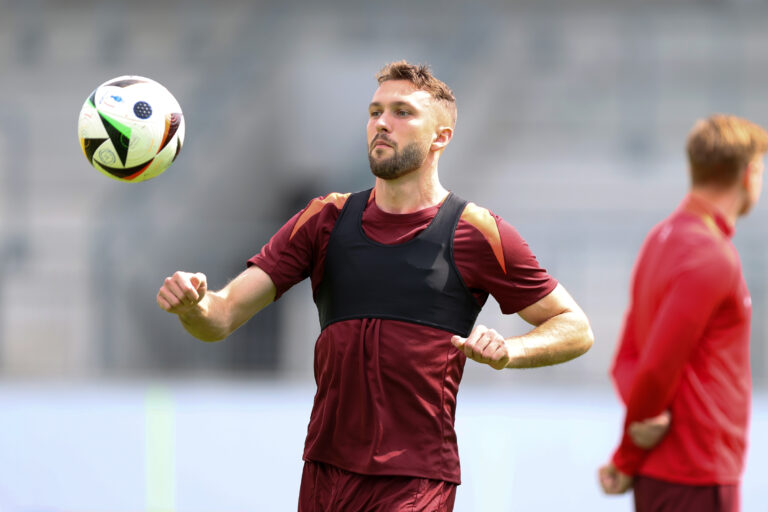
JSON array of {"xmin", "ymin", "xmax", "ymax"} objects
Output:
[
  {"xmin": 532, "ymin": 312, "xmax": 594, "ymax": 368},
  {"xmin": 575, "ymin": 314, "xmax": 595, "ymax": 357},
  {"xmin": 581, "ymin": 320, "xmax": 595, "ymax": 355},
  {"xmin": 551, "ymin": 306, "xmax": 594, "ymax": 361},
  {"xmin": 559, "ymin": 312, "xmax": 593, "ymax": 363}
]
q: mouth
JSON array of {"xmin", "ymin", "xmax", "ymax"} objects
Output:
[{"xmin": 371, "ymin": 137, "xmax": 394, "ymax": 150}]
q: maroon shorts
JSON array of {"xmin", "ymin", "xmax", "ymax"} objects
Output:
[
  {"xmin": 634, "ymin": 476, "xmax": 740, "ymax": 512},
  {"xmin": 297, "ymin": 460, "xmax": 457, "ymax": 512}
]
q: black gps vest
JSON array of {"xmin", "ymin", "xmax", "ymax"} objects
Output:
[{"xmin": 314, "ymin": 189, "xmax": 482, "ymax": 336}]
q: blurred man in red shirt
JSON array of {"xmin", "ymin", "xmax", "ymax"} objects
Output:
[{"xmin": 599, "ymin": 115, "xmax": 768, "ymax": 512}]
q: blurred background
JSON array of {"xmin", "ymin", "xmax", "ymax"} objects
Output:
[{"xmin": 1, "ymin": 0, "xmax": 768, "ymax": 510}]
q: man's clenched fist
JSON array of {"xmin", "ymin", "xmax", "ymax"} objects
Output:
[
  {"xmin": 157, "ymin": 271, "xmax": 208, "ymax": 315},
  {"xmin": 451, "ymin": 325, "xmax": 516, "ymax": 370}
]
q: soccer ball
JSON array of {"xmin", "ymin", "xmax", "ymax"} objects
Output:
[{"xmin": 77, "ymin": 75, "xmax": 185, "ymax": 182}]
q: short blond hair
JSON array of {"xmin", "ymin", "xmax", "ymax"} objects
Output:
[
  {"xmin": 376, "ymin": 60, "xmax": 457, "ymax": 127},
  {"xmin": 687, "ymin": 114, "xmax": 768, "ymax": 186}
]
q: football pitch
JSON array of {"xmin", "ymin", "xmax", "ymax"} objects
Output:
[{"xmin": 0, "ymin": 381, "xmax": 765, "ymax": 511}]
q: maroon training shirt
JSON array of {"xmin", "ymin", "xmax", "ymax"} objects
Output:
[{"xmin": 249, "ymin": 191, "xmax": 557, "ymax": 483}]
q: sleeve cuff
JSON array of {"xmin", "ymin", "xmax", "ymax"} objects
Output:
[{"xmin": 611, "ymin": 435, "xmax": 648, "ymax": 476}]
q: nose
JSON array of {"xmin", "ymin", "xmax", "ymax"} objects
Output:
[{"xmin": 375, "ymin": 112, "xmax": 391, "ymax": 132}]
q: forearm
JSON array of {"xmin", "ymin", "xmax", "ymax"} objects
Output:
[
  {"xmin": 172, "ymin": 266, "xmax": 277, "ymax": 342},
  {"xmin": 505, "ymin": 310, "xmax": 593, "ymax": 368},
  {"xmin": 177, "ymin": 291, "xmax": 235, "ymax": 342},
  {"xmin": 612, "ymin": 271, "xmax": 727, "ymax": 474}
]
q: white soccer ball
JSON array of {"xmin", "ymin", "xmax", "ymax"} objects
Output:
[{"xmin": 77, "ymin": 75, "xmax": 185, "ymax": 182}]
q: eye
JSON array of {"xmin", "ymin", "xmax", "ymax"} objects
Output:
[
  {"xmin": 396, "ymin": 109, "xmax": 410, "ymax": 117},
  {"xmin": 369, "ymin": 110, "xmax": 382, "ymax": 118}
]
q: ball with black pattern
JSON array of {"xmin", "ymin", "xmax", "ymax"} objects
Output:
[
  {"xmin": 133, "ymin": 101, "xmax": 152, "ymax": 119},
  {"xmin": 78, "ymin": 74, "xmax": 185, "ymax": 182}
]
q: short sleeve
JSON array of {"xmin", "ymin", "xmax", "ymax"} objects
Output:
[
  {"xmin": 247, "ymin": 193, "xmax": 349, "ymax": 300},
  {"xmin": 454, "ymin": 204, "xmax": 558, "ymax": 314}
]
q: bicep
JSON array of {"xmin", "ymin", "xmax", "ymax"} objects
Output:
[{"xmin": 517, "ymin": 283, "xmax": 584, "ymax": 326}]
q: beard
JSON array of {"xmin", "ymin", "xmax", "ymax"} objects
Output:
[{"xmin": 368, "ymin": 139, "xmax": 429, "ymax": 180}]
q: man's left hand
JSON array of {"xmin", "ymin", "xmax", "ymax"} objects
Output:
[
  {"xmin": 629, "ymin": 410, "xmax": 671, "ymax": 449},
  {"xmin": 451, "ymin": 325, "xmax": 521, "ymax": 370}
]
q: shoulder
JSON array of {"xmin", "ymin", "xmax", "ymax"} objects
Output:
[
  {"xmin": 303, "ymin": 192, "xmax": 352, "ymax": 213},
  {"xmin": 459, "ymin": 201, "xmax": 499, "ymax": 232},
  {"xmin": 456, "ymin": 201, "xmax": 532, "ymax": 274},
  {"xmin": 650, "ymin": 213, "xmax": 740, "ymax": 280},
  {"xmin": 457, "ymin": 201, "xmax": 503, "ymax": 250},
  {"xmin": 289, "ymin": 192, "xmax": 351, "ymax": 240},
  {"xmin": 457, "ymin": 201, "xmax": 526, "ymax": 245},
  {"xmin": 454, "ymin": 201, "xmax": 556, "ymax": 309},
  {"xmin": 668, "ymin": 213, "xmax": 736, "ymax": 261}
]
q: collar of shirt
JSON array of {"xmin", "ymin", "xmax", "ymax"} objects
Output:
[{"xmin": 680, "ymin": 193, "xmax": 734, "ymax": 239}]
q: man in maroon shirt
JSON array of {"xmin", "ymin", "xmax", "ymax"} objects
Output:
[
  {"xmin": 599, "ymin": 115, "xmax": 768, "ymax": 512},
  {"xmin": 157, "ymin": 61, "xmax": 594, "ymax": 511}
]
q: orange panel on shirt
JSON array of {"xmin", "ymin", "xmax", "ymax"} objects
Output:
[
  {"xmin": 290, "ymin": 192, "xmax": 350, "ymax": 240},
  {"xmin": 460, "ymin": 202, "xmax": 506, "ymax": 274}
]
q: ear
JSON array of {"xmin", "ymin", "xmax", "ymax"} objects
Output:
[
  {"xmin": 742, "ymin": 159, "xmax": 761, "ymax": 191},
  {"xmin": 431, "ymin": 126, "xmax": 453, "ymax": 151},
  {"xmin": 742, "ymin": 162, "xmax": 753, "ymax": 188}
]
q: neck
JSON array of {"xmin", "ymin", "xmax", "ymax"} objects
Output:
[
  {"xmin": 689, "ymin": 186, "xmax": 742, "ymax": 227},
  {"xmin": 373, "ymin": 158, "xmax": 448, "ymax": 214}
]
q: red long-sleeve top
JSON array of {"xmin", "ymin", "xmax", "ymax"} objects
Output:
[{"xmin": 611, "ymin": 193, "xmax": 753, "ymax": 485}]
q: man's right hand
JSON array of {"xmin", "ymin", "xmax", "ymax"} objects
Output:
[
  {"xmin": 629, "ymin": 410, "xmax": 672, "ymax": 449},
  {"xmin": 156, "ymin": 271, "xmax": 208, "ymax": 315},
  {"xmin": 598, "ymin": 462, "xmax": 633, "ymax": 495}
]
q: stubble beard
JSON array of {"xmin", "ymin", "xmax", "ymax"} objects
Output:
[{"xmin": 368, "ymin": 141, "xmax": 429, "ymax": 180}]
